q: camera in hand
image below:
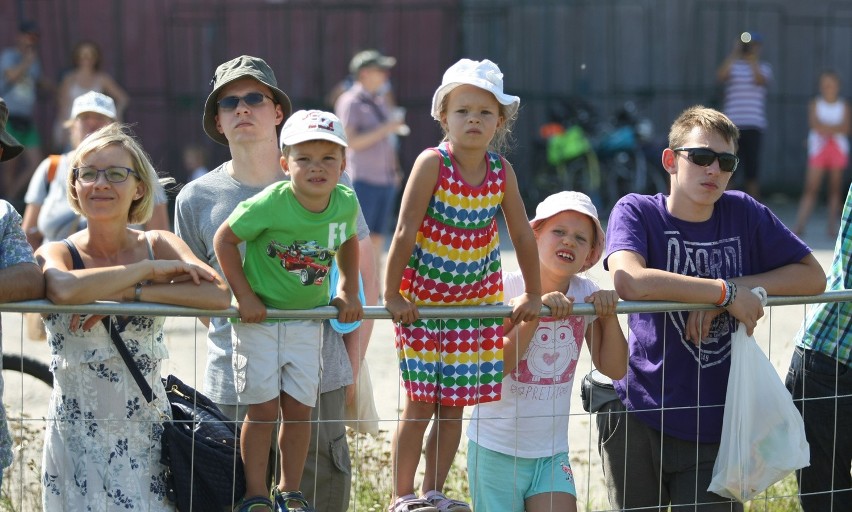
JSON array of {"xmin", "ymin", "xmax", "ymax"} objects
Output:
[{"xmin": 740, "ymin": 31, "xmax": 753, "ymax": 54}]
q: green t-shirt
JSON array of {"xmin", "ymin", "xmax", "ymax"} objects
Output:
[{"xmin": 227, "ymin": 182, "xmax": 358, "ymax": 311}]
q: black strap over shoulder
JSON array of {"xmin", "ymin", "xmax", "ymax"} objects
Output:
[{"xmin": 61, "ymin": 239, "xmax": 85, "ymax": 270}]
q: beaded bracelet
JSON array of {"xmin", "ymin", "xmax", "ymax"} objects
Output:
[
  {"xmin": 720, "ymin": 280, "xmax": 737, "ymax": 308},
  {"xmin": 134, "ymin": 282, "xmax": 143, "ymax": 302}
]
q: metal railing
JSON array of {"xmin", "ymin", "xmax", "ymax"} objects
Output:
[
  {"xmin": 2, "ymin": 291, "xmax": 849, "ymax": 511},
  {"xmin": 4, "ymin": 288, "xmax": 851, "ymax": 318}
]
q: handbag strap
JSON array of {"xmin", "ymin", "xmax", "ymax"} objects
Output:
[
  {"xmin": 101, "ymin": 316, "xmax": 155, "ymax": 403},
  {"xmin": 60, "ymin": 239, "xmax": 156, "ymax": 403}
]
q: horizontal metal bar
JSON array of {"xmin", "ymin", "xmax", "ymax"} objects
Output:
[{"xmin": 2, "ymin": 290, "xmax": 850, "ymax": 319}]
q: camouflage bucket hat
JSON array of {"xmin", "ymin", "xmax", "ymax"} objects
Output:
[{"xmin": 202, "ymin": 55, "xmax": 293, "ymax": 146}]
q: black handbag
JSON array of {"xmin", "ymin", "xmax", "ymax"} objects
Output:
[
  {"xmin": 580, "ymin": 368, "xmax": 620, "ymax": 413},
  {"xmin": 102, "ymin": 317, "xmax": 246, "ymax": 511}
]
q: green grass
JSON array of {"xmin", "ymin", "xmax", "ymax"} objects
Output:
[
  {"xmin": 345, "ymin": 427, "xmax": 805, "ymax": 512},
  {"xmin": 743, "ymin": 475, "xmax": 802, "ymax": 512},
  {"xmin": 347, "ymin": 428, "xmax": 470, "ymax": 510},
  {"xmin": 1, "ymin": 420, "xmax": 805, "ymax": 512},
  {"xmin": 1, "ymin": 416, "xmax": 45, "ymax": 511}
]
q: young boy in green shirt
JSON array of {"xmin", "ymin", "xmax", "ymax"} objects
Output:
[{"xmin": 214, "ymin": 109, "xmax": 362, "ymax": 512}]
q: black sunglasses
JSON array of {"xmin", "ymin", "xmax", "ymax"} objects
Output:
[
  {"xmin": 672, "ymin": 147, "xmax": 739, "ymax": 173},
  {"xmin": 216, "ymin": 92, "xmax": 274, "ymax": 111}
]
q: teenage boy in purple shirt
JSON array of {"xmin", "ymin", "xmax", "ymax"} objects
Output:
[{"xmin": 601, "ymin": 105, "xmax": 825, "ymax": 511}]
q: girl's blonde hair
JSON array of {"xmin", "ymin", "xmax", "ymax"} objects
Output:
[
  {"xmin": 68, "ymin": 123, "xmax": 172, "ymax": 225},
  {"xmin": 436, "ymin": 90, "xmax": 518, "ymax": 155}
]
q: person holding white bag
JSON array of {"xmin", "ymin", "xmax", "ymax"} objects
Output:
[
  {"xmin": 602, "ymin": 105, "xmax": 826, "ymax": 511},
  {"xmin": 787, "ymin": 182, "xmax": 852, "ymax": 511}
]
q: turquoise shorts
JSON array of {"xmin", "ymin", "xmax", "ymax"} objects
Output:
[{"xmin": 467, "ymin": 440, "xmax": 576, "ymax": 512}]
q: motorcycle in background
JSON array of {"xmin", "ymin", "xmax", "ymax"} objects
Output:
[
  {"xmin": 525, "ymin": 97, "xmax": 603, "ymax": 213},
  {"xmin": 527, "ymin": 98, "xmax": 667, "ymax": 216},
  {"xmin": 595, "ymin": 101, "xmax": 668, "ymax": 210}
]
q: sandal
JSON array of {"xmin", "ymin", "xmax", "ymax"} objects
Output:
[
  {"xmin": 272, "ymin": 488, "xmax": 315, "ymax": 512},
  {"xmin": 388, "ymin": 494, "xmax": 439, "ymax": 512},
  {"xmin": 421, "ymin": 490, "xmax": 471, "ymax": 512},
  {"xmin": 235, "ymin": 495, "xmax": 274, "ymax": 512}
]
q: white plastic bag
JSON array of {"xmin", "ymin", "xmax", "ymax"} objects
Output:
[
  {"xmin": 344, "ymin": 358, "xmax": 381, "ymax": 436},
  {"xmin": 708, "ymin": 288, "xmax": 810, "ymax": 502}
]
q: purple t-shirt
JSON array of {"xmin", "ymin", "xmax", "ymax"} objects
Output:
[{"xmin": 603, "ymin": 191, "xmax": 811, "ymax": 442}]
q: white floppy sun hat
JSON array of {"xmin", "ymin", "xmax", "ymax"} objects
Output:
[{"xmin": 431, "ymin": 58, "xmax": 520, "ymax": 121}]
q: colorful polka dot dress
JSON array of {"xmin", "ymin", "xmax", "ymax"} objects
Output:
[{"xmin": 396, "ymin": 142, "xmax": 505, "ymax": 406}]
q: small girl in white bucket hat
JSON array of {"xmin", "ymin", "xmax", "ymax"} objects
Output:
[
  {"xmin": 384, "ymin": 59, "xmax": 543, "ymax": 512},
  {"xmin": 466, "ymin": 191, "xmax": 627, "ymax": 512}
]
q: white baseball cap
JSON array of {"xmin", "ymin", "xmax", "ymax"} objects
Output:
[
  {"xmin": 530, "ymin": 191, "xmax": 605, "ymax": 272},
  {"xmin": 431, "ymin": 58, "xmax": 520, "ymax": 121},
  {"xmin": 69, "ymin": 91, "xmax": 117, "ymax": 121},
  {"xmin": 279, "ymin": 110, "xmax": 348, "ymax": 149}
]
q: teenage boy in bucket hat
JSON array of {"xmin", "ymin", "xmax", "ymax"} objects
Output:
[
  {"xmin": 21, "ymin": 91, "xmax": 169, "ymax": 250},
  {"xmin": 202, "ymin": 55, "xmax": 292, "ymax": 146},
  {"xmin": 0, "ymin": 96, "xmax": 45, "ymax": 488},
  {"xmin": 175, "ymin": 57, "xmax": 377, "ymax": 512}
]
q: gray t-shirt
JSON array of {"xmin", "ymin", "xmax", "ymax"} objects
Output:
[{"xmin": 174, "ymin": 163, "xmax": 369, "ymax": 404}]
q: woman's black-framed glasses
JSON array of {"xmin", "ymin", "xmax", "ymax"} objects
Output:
[
  {"xmin": 73, "ymin": 166, "xmax": 139, "ymax": 183},
  {"xmin": 672, "ymin": 147, "xmax": 739, "ymax": 173},
  {"xmin": 216, "ymin": 92, "xmax": 274, "ymax": 111}
]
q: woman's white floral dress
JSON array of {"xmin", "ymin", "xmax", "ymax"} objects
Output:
[{"xmin": 41, "ymin": 312, "xmax": 175, "ymax": 511}]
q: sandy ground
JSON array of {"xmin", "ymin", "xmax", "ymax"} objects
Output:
[{"xmin": 0, "ymin": 198, "xmax": 838, "ymax": 510}]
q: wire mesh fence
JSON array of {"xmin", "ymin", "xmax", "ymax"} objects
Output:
[{"xmin": 1, "ymin": 293, "xmax": 849, "ymax": 511}]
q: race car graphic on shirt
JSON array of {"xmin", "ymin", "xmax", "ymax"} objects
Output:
[{"xmin": 266, "ymin": 239, "xmax": 336, "ymax": 286}]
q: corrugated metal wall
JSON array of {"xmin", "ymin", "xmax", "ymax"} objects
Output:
[
  {"xmin": 461, "ymin": 0, "xmax": 852, "ymax": 196},
  {"xmin": 2, "ymin": 0, "xmax": 460, "ymax": 187},
  {"xmin": 3, "ymin": 0, "xmax": 852, "ymax": 198}
]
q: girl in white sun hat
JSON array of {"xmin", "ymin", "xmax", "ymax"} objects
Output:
[
  {"xmin": 466, "ymin": 190, "xmax": 627, "ymax": 512},
  {"xmin": 384, "ymin": 59, "xmax": 542, "ymax": 512}
]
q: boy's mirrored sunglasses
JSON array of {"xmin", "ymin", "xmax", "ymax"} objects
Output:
[
  {"xmin": 73, "ymin": 166, "xmax": 139, "ymax": 183},
  {"xmin": 672, "ymin": 147, "xmax": 739, "ymax": 173},
  {"xmin": 217, "ymin": 92, "xmax": 274, "ymax": 111}
]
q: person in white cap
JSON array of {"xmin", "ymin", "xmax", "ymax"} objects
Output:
[
  {"xmin": 466, "ymin": 191, "xmax": 626, "ymax": 512},
  {"xmin": 21, "ymin": 91, "xmax": 168, "ymax": 250},
  {"xmin": 214, "ymin": 110, "xmax": 363, "ymax": 512},
  {"xmin": 384, "ymin": 58, "xmax": 542, "ymax": 512}
]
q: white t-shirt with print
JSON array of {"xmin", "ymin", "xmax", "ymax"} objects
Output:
[{"xmin": 467, "ymin": 271, "xmax": 598, "ymax": 458}]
